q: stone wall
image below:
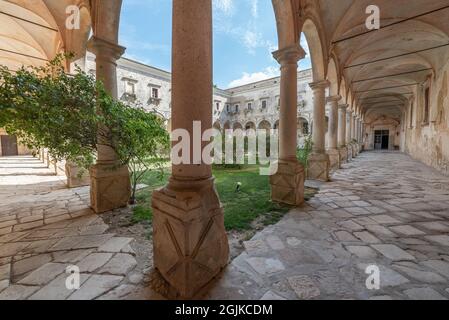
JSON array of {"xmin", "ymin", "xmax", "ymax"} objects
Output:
[
  {"xmin": 405, "ymin": 60, "xmax": 449, "ymax": 175},
  {"xmin": 0, "ymin": 128, "xmax": 32, "ymax": 156},
  {"xmin": 364, "ymin": 116, "xmax": 402, "ymax": 151}
]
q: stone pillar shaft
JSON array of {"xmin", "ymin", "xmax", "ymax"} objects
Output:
[
  {"xmin": 276, "ymin": 48, "xmax": 302, "ymax": 161},
  {"xmin": 171, "ymin": 0, "xmax": 213, "ymax": 180},
  {"xmin": 269, "ymin": 45, "xmax": 306, "ymax": 206},
  {"xmin": 307, "ymin": 80, "xmax": 330, "ymax": 181},
  {"xmin": 326, "ymin": 95, "xmax": 341, "ymax": 169},
  {"xmin": 327, "ymin": 96, "xmax": 340, "ymax": 150},
  {"xmin": 152, "ymin": 0, "xmax": 229, "ymax": 299},
  {"xmin": 310, "ymin": 81, "xmax": 329, "ymax": 154},
  {"xmin": 346, "ymin": 111, "xmax": 353, "ymax": 143},
  {"xmin": 338, "ymin": 104, "xmax": 347, "ymax": 148},
  {"xmin": 87, "ymin": 37, "xmax": 131, "ymax": 213},
  {"xmin": 88, "ymin": 37, "xmax": 125, "ymax": 165}
]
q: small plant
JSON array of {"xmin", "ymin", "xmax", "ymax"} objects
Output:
[{"xmin": 297, "ymin": 134, "xmax": 313, "ymax": 168}]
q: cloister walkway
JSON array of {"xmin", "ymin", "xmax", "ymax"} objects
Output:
[
  {"xmin": 0, "ymin": 156, "xmax": 139, "ymax": 299},
  {"xmin": 208, "ymin": 152, "xmax": 449, "ymax": 300},
  {"xmin": 1, "ymin": 152, "xmax": 449, "ymax": 299}
]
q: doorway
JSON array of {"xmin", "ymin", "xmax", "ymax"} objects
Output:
[
  {"xmin": 374, "ymin": 130, "xmax": 389, "ymax": 150},
  {"xmin": 1, "ymin": 135, "xmax": 19, "ymax": 156}
]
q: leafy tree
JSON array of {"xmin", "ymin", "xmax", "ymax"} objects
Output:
[{"xmin": 0, "ymin": 55, "xmax": 169, "ymax": 204}]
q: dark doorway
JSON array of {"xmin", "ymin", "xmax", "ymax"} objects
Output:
[
  {"xmin": 1, "ymin": 135, "xmax": 19, "ymax": 156},
  {"xmin": 374, "ymin": 130, "xmax": 389, "ymax": 150}
]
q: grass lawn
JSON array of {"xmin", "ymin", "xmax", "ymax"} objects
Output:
[{"xmin": 132, "ymin": 165, "xmax": 316, "ymax": 231}]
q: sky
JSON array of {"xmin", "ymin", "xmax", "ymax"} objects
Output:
[{"xmin": 119, "ymin": 0, "xmax": 311, "ymax": 89}]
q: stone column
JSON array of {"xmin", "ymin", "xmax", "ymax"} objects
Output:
[
  {"xmin": 338, "ymin": 104, "xmax": 348, "ymax": 163},
  {"xmin": 346, "ymin": 111, "xmax": 353, "ymax": 160},
  {"xmin": 357, "ymin": 117, "xmax": 363, "ymax": 151},
  {"xmin": 88, "ymin": 37, "xmax": 131, "ymax": 213},
  {"xmin": 151, "ymin": 0, "xmax": 229, "ymax": 299},
  {"xmin": 326, "ymin": 95, "xmax": 341, "ymax": 169},
  {"xmin": 307, "ymin": 80, "xmax": 330, "ymax": 181},
  {"xmin": 352, "ymin": 113, "xmax": 359, "ymax": 155},
  {"xmin": 270, "ymin": 45, "xmax": 306, "ymax": 206}
]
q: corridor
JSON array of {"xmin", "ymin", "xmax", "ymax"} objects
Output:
[{"xmin": 209, "ymin": 151, "xmax": 449, "ymax": 300}]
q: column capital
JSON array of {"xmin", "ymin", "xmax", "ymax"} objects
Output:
[
  {"xmin": 272, "ymin": 44, "xmax": 306, "ymax": 65},
  {"xmin": 326, "ymin": 95, "xmax": 341, "ymax": 103},
  {"xmin": 87, "ymin": 36, "xmax": 126, "ymax": 61},
  {"xmin": 309, "ymin": 80, "xmax": 330, "ymax": 90},
  {"xmin": 338, "ymin": 103, "xmax": 349, "ymax": 110}
]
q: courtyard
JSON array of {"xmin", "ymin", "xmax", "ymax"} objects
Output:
[
  {"xmin": 1, "ymin": 151, "xmax": 449, "ymax": 300},
  {"xmin": 0, "ymin": 0, "xmax": 449, "ymax": 303}
]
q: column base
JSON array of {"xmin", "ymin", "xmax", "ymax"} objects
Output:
[
  {"xmin": 347, "ymin": 144, "xmax": 353, "ymax": 161},
  {"xmin": 351, "ymin": 142, "xmax": 358, "ymax": 157},
  {"xmin": 270, "ymin": 159, "xmax": 305, "ymax": 206},
  {"xmin": 307, "ymin": 153, "xmax": 330, "ymax": 182},
  {"xmin": 90, "ymin": 164, "xmax": 131, "ymax": 213},
  {"xmin": 66, "ymin": 163, "xmax": 90, "ymax": 188},
  {"xmin": 327, "ymin": 148, "xmax": 341, "ymax": 170},
  {"xmin": 339, "ymin": 147, "xmax": 348, "ymax": 163},
  {"xmin": 151, "ymin": 177, "xmax": 229, "ymax": 299}
]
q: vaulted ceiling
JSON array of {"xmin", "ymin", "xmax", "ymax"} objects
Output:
[
  {"xmin": 286, "ymin": 0, "xmax": 449, "ymax": 119},
  {"xmin": 0, "ymin": 0, "xmax": 91, "ymax": 70}
]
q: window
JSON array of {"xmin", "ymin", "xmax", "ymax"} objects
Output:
[
  {"xmin": 152, "ymin": 88, "xmax": 159, "ymax": 99},
  {"xmin": 261, "ymin": 100, "xmax": 267, "ymax": 109},
  {"xmin": 235, "ymin": 104, "xmax": 239, "ymax": 113},
  {"xmin": 226, "ymin": 104, "xmax": 230, "ymax": 112},
  {"xmin": 216, "ymin": 102, "xmax": 220, "ymax": 110},
  {"xmin": 423, "ymin": 87, "xmax": 430, "ymax": 125},
  {"xmin": 303, "ymin": 122, "xmax": 309, "ymax": 135},
  {"xmin": 247, "ymin": 102, "xmax": 252, "ymax": 110},
  {"xmin": 125, "ymin": 81, "xmax": 135, "ymax": 95}
]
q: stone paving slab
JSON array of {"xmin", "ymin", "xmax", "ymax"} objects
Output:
[
  {"xmin": 208, "ymin": 152, "xmax": 449, "ymax": 300},
  {"xmin": 0, "ymin": 157, "xmax": 92, "ymax": 235},
  {"xmin": 0, "ymin": 157, "xmax": 140, "ymax": 300}
]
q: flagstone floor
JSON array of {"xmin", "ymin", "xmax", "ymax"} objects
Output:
[
  {"xmin": 1, "ymin": 152, "xmax": 449, "ymax": 300},
  {"xmin": 0, "ymin": 156, "xmax": 140, "ymax": 300},
  {"xmin": 206, "ymin": 151, "xmax": 449, "ymax": 300}
]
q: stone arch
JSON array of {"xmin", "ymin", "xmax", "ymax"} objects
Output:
[
  {"xmin": 271, "ymin": 0, "xmax": 300, "ymax": 49},
  {"xmin": 223, "ymin": 121, "xmax": 231, "ymax": 130},
  {"xmin": 258, "ymin": 120, "xmax": 272, "ymax": 133},
  {"xmin": 327, "ymin": 56, "xmax": 340, "ymax": 96},
  {"xmin": 301, "ymin": 18, "xmax": 327, "ymax": 82},
  {"xmin": 233, "ymin": 122, "xmax": 243, "ymax": 130},
  {"xmin": 213, "ymin": 121, "xmax": 221, "ymax": 131},
  {"xmin": 245, "ymin": 121, "xmax": 256, "ymax": 131}
]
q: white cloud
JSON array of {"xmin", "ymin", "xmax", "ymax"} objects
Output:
[
  {"xmin": 228, "ymin": 66, "xmax": 280, "ymax": 88},
  {"xmin": 249, "ymin": 0, "xmax": 258, "ymax": 18},
  {"xmin": 213, "ymin": 0, "xmax": 235, "ymax": 15}
]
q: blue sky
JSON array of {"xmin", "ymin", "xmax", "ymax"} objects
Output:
[{"xmin": 119, "ymin": 0, "xmax": 311, "ymax": 89}]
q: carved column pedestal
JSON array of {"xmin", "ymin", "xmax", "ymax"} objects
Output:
[
  {"xmin": 307, "ymin": 152, "xmax": 330, "ymax": 181},
  {"xmin": 339, "ymin": 147, "xmax": 348, "ymax": 163},
  {"xmin": 90, "ymin": 164, "xmax": 130, "ymax": 213},
  {"xmin": 66, "ymin": 162, "xmax": 90, "ymax": 188},
  {"xmin": 270, "ymin": 159, "xmax": 305, "ymax": 206},
  {"xmin": 327, "ymin": 148, "xmax": 341, "ymax": 170},
  {"xmin": 152, "ymin": 178, "xmax": 229, "ymax": 298},
  {"xmin": 347, "ymin": 144, "xmax": 353, "ymax": 161}
]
